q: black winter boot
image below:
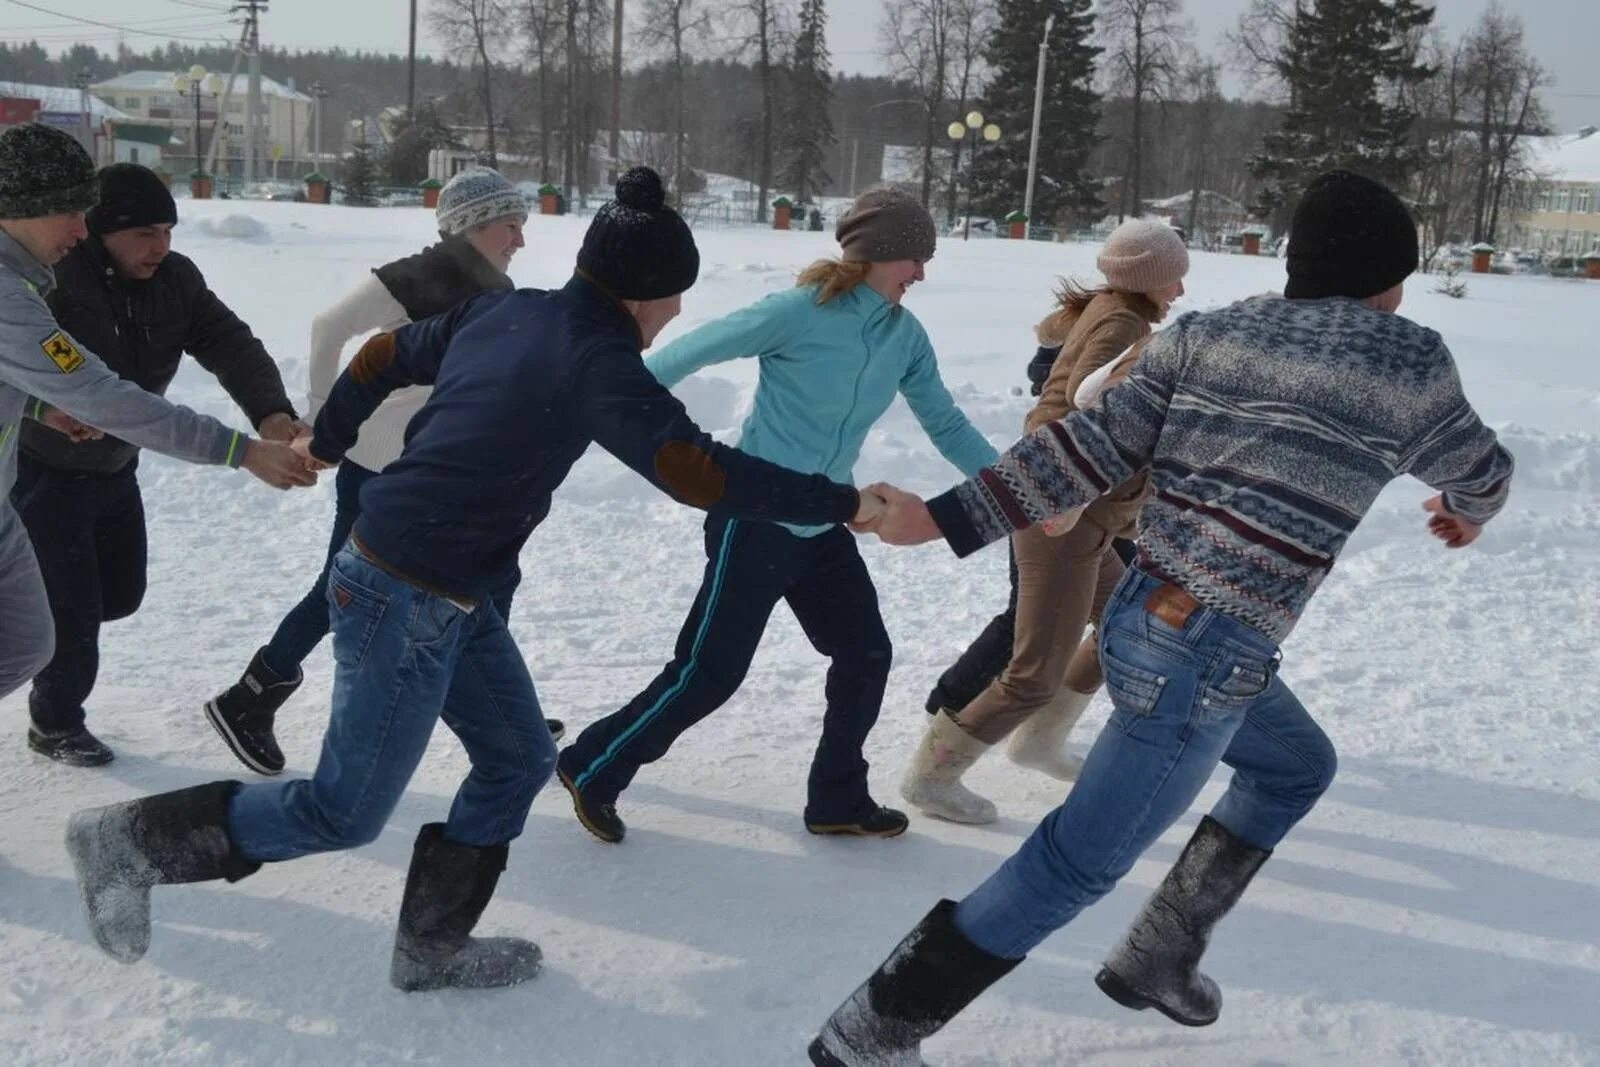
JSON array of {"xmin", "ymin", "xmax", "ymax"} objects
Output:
[
  {"xmin": 1095, "ymin": 815, "xmax": 1271, "ymax": 1027},
  {"xmin": 390, "ymin": 823, "xmax": 542, "ymax": 992},
  {"xmin": 809, "ymin": 900, "xmax": 1021, "ymax": 1066},
  {"xmin": 66, "ymin": 780, "xmax": 261, "ymax": 964},
  {"xmin": 205, "ymin": 648, "xmax": 300, "ymax": 776}
]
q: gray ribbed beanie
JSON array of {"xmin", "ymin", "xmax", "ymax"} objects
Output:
[{"xmin": 1097, "ymin": 219, "xmax": 1189, "ymax": 293}]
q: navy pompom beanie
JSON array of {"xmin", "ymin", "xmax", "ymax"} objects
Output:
[{"xmin": 577, "ymin": 167, "xmax": 699, "ymax": 301}]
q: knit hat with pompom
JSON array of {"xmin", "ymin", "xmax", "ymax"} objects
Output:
[
  {"xmin": 577, "ymin": 167, "xmax": 699, "ymax": 300},
  {"xmin": 1096, "ymin": 218, "xmax": 1190, "ymax": 294}
]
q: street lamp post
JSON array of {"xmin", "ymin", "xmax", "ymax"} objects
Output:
[
  {"xmin": 173, "ymin": 65, "xmax": 222, "ymax": 177},
  {"xmin": 73, "ymin": 67, "xmax": 93, "ymax": 160},
  {"xmin": 1023, "ymin": 15, "xmax": 1056, "ymax": 238},
  {"xmin": 947, "ymin": 110, "xmax": 1001, "ymax": 241},
  {"xmin": 309, "ymin": 81, "xmax": 329, "ymax": 175}
]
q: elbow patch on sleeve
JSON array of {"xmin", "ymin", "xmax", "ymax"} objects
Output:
[
  {"xmin": 653, "ymin": 440, "xmax": 728, "ymax": 508},
  {"xmin": 348, "ymin": 332, "xmax": 398, "ymax": 384}
]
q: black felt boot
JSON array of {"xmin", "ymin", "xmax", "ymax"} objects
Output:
[
  {"xmin": 809, "ymin": 899, "xmax": 1020, "ymax": 1066},
  {"xmin": 66, "ymin": 780, "xmax": 261, "ymax": 963},
  {"xmin": 1095, "ymin": 815, "xmax": 1271, "ymax": 1027},
  {"xmin": 390, "ymin": 823, "xmax": 542, "ymax": 992}
]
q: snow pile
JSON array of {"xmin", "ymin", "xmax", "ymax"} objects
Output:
[
  {"xmin": 1, "ymin": 200, "xmax": 1596, "ymax": 1066},
  {"xmin": 196, "ymin": 214, "xmax": 271, "ymax": 242}
]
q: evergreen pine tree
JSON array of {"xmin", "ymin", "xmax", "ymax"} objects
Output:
[
  {"xmin": 1250, "ymin": 0, "xmax": 1435, "ymax": 230},
  {"xmin": 967, "ymin": 0, "xmax": 1102, "ymax": 227},
  {"xmin": 782, "ymin": 0, "xmax": 836, "ymax": 206},
  {"xmin": 386, "ymin": 103, "xmax": 463, "ymax": 186},
  {"xmin": 341, "ymin": 138, "xmax": 381, "ymax": 207}
]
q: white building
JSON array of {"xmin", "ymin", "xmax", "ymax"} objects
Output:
[
  {"xmin": 1510, "ymin": 126, "xmax": 1600, "ymax": 257},
  {"xmin": 0, "ymin": 80, "xmax": 134, "ymax": 164},
  {"xmin": 91, "ymin": 70, "xmax": 314, "ymax": 179}
]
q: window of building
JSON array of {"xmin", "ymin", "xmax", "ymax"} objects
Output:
[
  {"xmin": 1554, "ymin": 187, "xmax": 1571, "ymax": 212},
  {"xmin": 1536, "ymin": 189, "xmax": 1552, "ymax": 212},
  {"xmin": 123, "ymin": 97, "xmax": 140, "ymax": 109},
  {"xmin": 129, "ymin": 147, "xmax": 140, "ymax": 165},
  {"xmin": 1577, "ymin": 186, "xmax": 1593, "ymax": 214}
]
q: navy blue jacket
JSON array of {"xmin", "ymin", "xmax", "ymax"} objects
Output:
[{"xmin": 312, "ymin": 274, "xmax": 860, "ymax": 599}]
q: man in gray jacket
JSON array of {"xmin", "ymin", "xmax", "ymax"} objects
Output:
[{"xmin": 0, "ymin": 123, "xmax": 312, "ymax": 763}]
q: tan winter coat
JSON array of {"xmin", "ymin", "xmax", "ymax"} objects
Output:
[{"xmin": 1025, "ymin": 290, "xmax": 1158, "ymax": 538}]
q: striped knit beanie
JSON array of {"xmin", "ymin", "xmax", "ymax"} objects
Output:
[
  {"xmin": 436, "ymin": 167, "xmax": 528, "ymax": 237},
  {"xmin": 1097, "ymin": 218, "xmax": 1189, "ymax": 294}
]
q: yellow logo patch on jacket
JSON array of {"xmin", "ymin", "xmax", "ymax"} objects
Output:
[{"xmin": 40, "ymin": 331, "xmax": 84, "ymax": 374}]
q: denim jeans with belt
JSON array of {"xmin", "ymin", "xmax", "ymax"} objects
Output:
[
  {"xmin": 953, "ymin": 566, "xmax": 1338, "ymax": 960},
  {"xmin": 230, "ymin": 546, "xmax": 556, "ymax": 861}
]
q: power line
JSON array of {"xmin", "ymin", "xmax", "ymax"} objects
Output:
[{"xmin": 3, "ymin": 0, "xmax": 235, "ymax": 43}]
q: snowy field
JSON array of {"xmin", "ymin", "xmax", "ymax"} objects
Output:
[{"xmin": 2, "ymin": 200, "xmax": 1598, "ymax": 1066}]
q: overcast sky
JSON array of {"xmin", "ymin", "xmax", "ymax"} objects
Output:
[{"xmin": 3, "ymin": 0, "xmax": 1594, "ymax": 129}]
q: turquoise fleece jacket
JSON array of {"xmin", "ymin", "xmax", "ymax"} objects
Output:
[{"xmin": 646, "ymin": 283, "xmax": 998, "ymax": 536}]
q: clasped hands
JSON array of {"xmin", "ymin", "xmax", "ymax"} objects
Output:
[{"xmin": 848, "ymin": 483, "xmax": 942, "ymax": 546}]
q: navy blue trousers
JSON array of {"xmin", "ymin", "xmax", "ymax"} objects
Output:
[
  {"xmin": 11, "ymin": 456, "xmax": 147, "ymax": 734},
  {"xmin": 565, "ymin": 515, "xmax": 893, "ymax": 823}
]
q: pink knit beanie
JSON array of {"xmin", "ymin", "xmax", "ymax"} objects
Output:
[{"xmin": 1096, "ymin": 219, "xmax": 1189, "ymax": 293}]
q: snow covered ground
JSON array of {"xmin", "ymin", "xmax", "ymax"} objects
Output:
[{"xmin": 2, "ymin": 200, "xmax": 1597, "ymax": 1066}]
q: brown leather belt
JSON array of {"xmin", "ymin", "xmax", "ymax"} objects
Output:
[
  {"xmin": 350, "ymin": 534, "xmax": 478, "ymax": 610},
  {"xmin": 1144, "ymin": 582, "xmax": 1201, "ymax": 629}
]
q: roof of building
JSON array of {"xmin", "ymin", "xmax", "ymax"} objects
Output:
[
  {"xmin": 1527, "ymin": 126, "xmax": 1600, "ymax": 184},
  {"xmin": 0, "ymin": 80, "xmax": 129, "ymax": 120},
  {"xmin": 93, "ymin": 70, "xmax": 311, "ymax": 102}
]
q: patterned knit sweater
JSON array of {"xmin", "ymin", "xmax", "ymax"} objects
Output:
[{"xmin": 927, "ymin": 295, "xmax": 1515, "ymax": 641}]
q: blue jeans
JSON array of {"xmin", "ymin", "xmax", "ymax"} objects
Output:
[
  {"xmin": 261, "ymin": 462, "xmax": 518, "ymax": 679},
  {"xmin": 953, "ymin": 566, "xmax": 1337, "ymax": 960},
  {"xmin": 229, "ymin": 546, "xmax": 556, "ymax": 861}
]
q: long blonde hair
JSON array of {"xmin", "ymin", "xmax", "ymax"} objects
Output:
[
  {"xmin": 1035, "ymin": 279, "xmax": 1116, "ymax": 346},
  {"xmin": 796, "ymin": 258, "xmax": 871, "ymax": 305}
]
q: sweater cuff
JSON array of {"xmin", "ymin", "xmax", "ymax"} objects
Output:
[{"xmin": 928, "ymin": 486, "xmax": 990, "ymax": 558}]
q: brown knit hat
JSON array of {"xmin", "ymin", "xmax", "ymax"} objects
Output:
[
  {"xmin": 1096, "ymin": 219, "xmax": 1189, "ymax": 293},
  {"xmin": 835, "ymin": 186, "xmax": 937, "ymax": 263}
]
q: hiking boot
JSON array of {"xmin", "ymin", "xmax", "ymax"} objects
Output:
[
  {"xmin": 805, "ymin": 805, "xmax": 910, "ymax": 839},
  {"xmin": 29, "ymin": 725, "xmax": 114, "ymax": 767},
  {"xmin": 556, "ymin": 751, "xmax": 625, "ymax": 843},
  {"xmin": 205, "ymin": 648, "xmax": 300, "ymax": 776}
]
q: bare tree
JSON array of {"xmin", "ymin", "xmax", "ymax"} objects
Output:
[
  {"xmin": 1228, "ymin": 0, "xmax": 1298, "ymax": 92},
  {"xmin": 1181, "ymin": 56, "xmax": 1222, "ymax": 239},
  {"xmin": 1407, "ymin": 32, "xmax": 1474, "ymax": 266},
  {"xmin": 1101, "ymin": 0, "xmax": 1189, "ymax": 220},
  {"xmin": 942, "ymin": 0, "xmax": 993, "ymax": 226},
  {"xmin": 638, "ymin": 0, "xmax": 714, "ymax": 204},
  {"xmin": 1461, "ymin": 6, "xmax": 1548, "ymax": 244},
  {"xmin": 524, "ymin": 0, "xmax": 563, "ymax": 180},
  {"xmin": 431, "ymin": 0, "xmax": 509, "ymax": 168},
  {"xmin": 880, "ymin": 0, "xmax": 954, "ymax": 209},
  {"xmin": 722, "ymin": 0, "xmax": 788, "ymax": 220}
]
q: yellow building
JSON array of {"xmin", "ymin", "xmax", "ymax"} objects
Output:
[{"xmin": 1512, "ymin": 126, "xmax": 1600, "ymax": 258}]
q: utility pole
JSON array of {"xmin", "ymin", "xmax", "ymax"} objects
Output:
[
  {"xmin": 233, "ymin": 1, "xmax": 268, "ymax": 184},
  {"xmin": 610, "ymin": 0, "xmax": 623, "ymax": 183},
  {"xmin": 407, "ymin": 0, "xmax": 418, "ymax": 116},
  {"xmin": 1022, "ymin": 15, "xmax": 1054, "ymax": 238}
]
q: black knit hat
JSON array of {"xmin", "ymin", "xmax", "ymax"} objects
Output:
[
  {"xmin": 0, "ymin": 123, "xmax": 99, "ymax": 220},
  {"xmin": 87, "ymin": 163, "xmax": 178, "ymax": 236},
  {"xmin": 1285, "ymin": 170, "xmax": 1418, "ymax": 300},
  {"xmin": 577, "ymin": 167, "xmax": 699, "ymax": 300}
]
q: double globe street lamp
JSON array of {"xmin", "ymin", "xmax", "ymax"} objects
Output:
[
  {"xmin": 947, "ymin": 110, "xmax": 1001, "ymax": 241},
  {"xmin": 173, "ymin": 65, "xmax": 223, "ymax": 182}
]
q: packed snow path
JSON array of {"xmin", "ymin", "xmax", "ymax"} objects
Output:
[{"xmin": 1, "ymin": 203, "xmax": 1596, "ymax": 1065}]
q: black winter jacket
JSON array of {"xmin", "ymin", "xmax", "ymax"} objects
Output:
[{"xmin": 23, "ymin": 237, "xmax": 294, "ymax": 473}]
